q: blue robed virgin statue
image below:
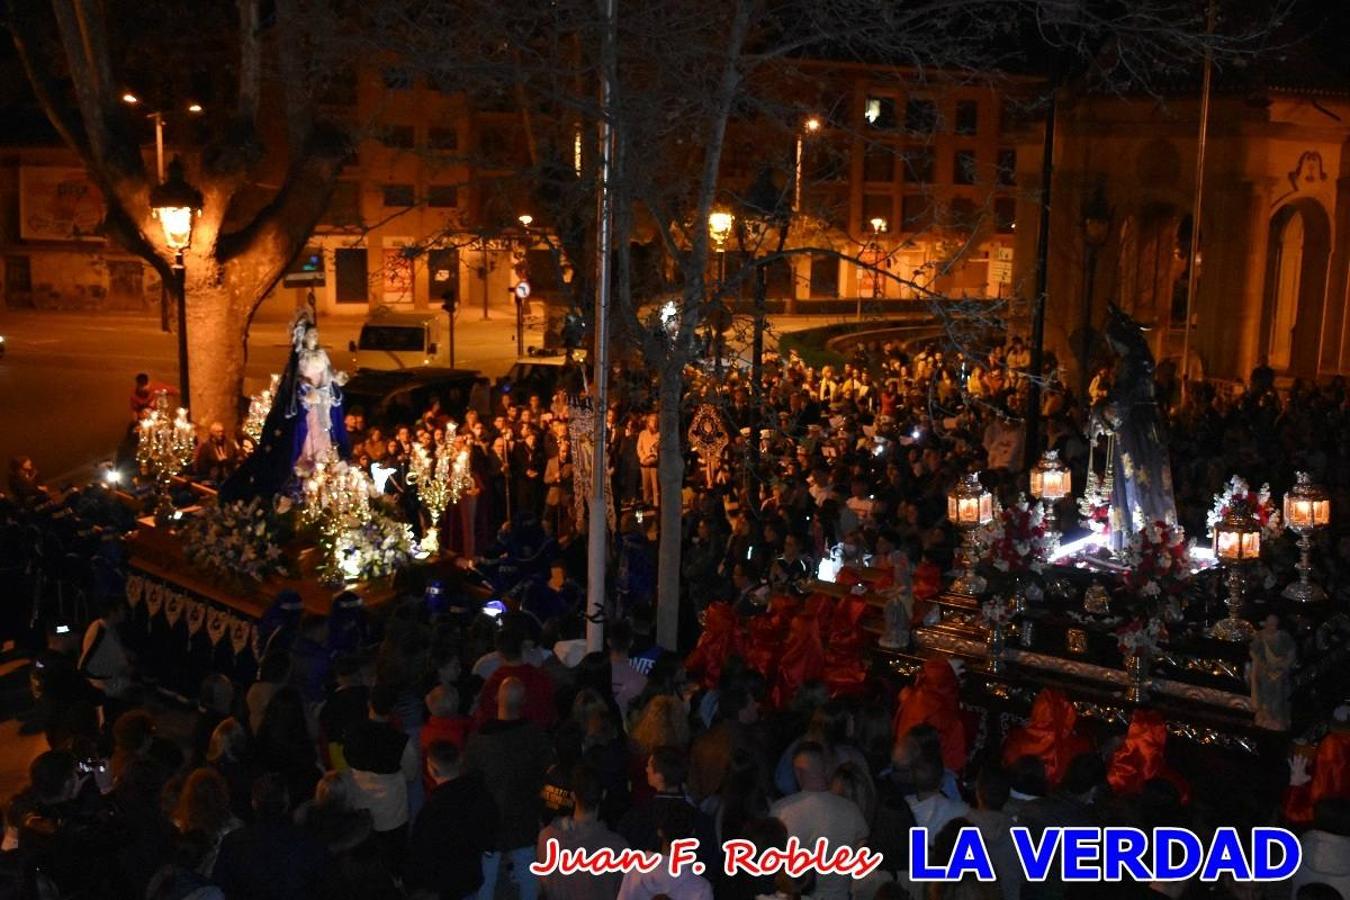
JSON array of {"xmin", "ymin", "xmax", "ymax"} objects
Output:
[
  {"xmin": 221, "ymin": 309, "xmax": 349, "ymax": 502},
  {"xmin": 1091, "ymin": 304, "xmax": 1177, "ymax": 551}
]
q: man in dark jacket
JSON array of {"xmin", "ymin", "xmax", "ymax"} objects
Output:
[
  {"xmin": 406, "ymin": 740, "xmax": 497, "ymax": 899},
  {"xmin": 618, "ymin": 745, "xmax": 718, "ymax": 874},
  {"xmin": 466, "ymin": 677, "xmax": 551, "ymax": 900},
  {"xmin": 213, "ymin": 774, "xmax": 329, "ymax": 900}
]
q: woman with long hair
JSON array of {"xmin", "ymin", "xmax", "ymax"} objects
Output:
[
  {"xmin": 253, "ymin": 686, "xmax": 321, "ymax": 809},
  {"xmin": 171, "ymin": 767, "xmax": 241, "ymax": 876},
  {"xmin": 628, "ymin": 694, "xmax": 692, "ymax": 806}
]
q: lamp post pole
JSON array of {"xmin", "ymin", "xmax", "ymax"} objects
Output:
[
  {"xmin": 1024, "ymin": 84, "xmax": 1058, "ymax": 488},
  {"xmin": 174, "ymin": 251, "xmax": 190, "ymax": 408}
]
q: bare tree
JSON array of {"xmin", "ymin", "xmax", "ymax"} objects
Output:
[{"xmin": 9, "ymin": 0, "xmax": 350, "ymax": 431}]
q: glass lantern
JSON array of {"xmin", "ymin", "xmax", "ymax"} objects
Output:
[
  {"xmin": 1283, "ymin": 471, "xmax": 1330, "ymax": 603},
  {"xmin": 1211, "ymin": 500, "xmax": 1259, "ymax": 641},
  {"xmin": 947, "ymin": 472, "xmax": 992, "ymax": 595},
  {"xmin": 947, "ymin": 472, "xmax": 993, "ymax": 527},
  {"xmin": 1029, "ymin": 449, "xmax": 1071, "ymax": 501}
]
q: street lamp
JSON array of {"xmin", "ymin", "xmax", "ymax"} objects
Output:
[
  {"xmin": 150, "ymin": 156, "xmax": 203, "ymax": 411},
  {"xmin": 1282, "ymin": 471, "xmax": 1331, "ymax": 603},
  {"xmin": 1078, "ymin": 184, "xmax": 1111, "ymax": 398},
  {"xmin": 1211, "ymin": 499, "xmax": 1260, "ymax": 641},
  {"xmin": 513, "ymin": 213, "xmax": 534, "ymax": 352},
  {"xmin": 738, "ymin": 167, "xmax": 791, "ymax": 488},
  {"xmin": 793, "ymin": 115, "xmax": 822, "ymax": 213},
  {"xmin": 947, "ymin": 472, "xmax": 994, "ymax": 595},
  {"xmin": 707, "ymin": 210, "xmax": 735, "ymax": 375},
  {"xmin": 859, "ymin": 216, "xmax": 887, "ymax": 320}
]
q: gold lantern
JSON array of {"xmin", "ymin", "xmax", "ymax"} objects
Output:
[
  {"xmin": 1283, "ymin": 471, "xmax": 1330, "ymax": 603},
  {"xmin": 947, "ymin": 472, "xmax": 993, "ymax": 595}
]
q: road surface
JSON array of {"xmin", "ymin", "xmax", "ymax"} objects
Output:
[{"xmin": 0, "ymin": 306, "xmax": 862, "ymax": 486}]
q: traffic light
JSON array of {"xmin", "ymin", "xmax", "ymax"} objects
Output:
[{"xmin": 440, "ymin": 287, "xmax": 457, "ymax": 314}]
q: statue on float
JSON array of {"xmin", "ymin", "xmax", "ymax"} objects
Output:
[
  {"xmin": 1089, "ymin": 304, "xmax": 1177, "ymax": 551},
  {"xmin": 222, "ymin": 308, "xmax": 349, "ymax": 502}
]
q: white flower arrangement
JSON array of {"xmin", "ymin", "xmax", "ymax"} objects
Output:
[
  {"xmin": 1116, "ymin": 617, "xmax": 1167, "ymax": 658},
  {"xmin": 334, "ymin": 511, "xmax": 415, "ymax": 583},
  {"xmin": 1208, "ymin": 475, "xmax": 1283, "ymax": 540},
  {"xmin": 981, "ymin": 598, "xmax": 1014, "ymax": 627},
  {"xmin": 182, "ymin": 497, "xmax": 294, "ymax": 583}
]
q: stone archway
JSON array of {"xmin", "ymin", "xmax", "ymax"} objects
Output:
[{"xmin": 1261, "ymin": 198, "xmax": 1331, "ymax": 376}]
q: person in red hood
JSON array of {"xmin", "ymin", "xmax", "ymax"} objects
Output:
[
  {"xmin": 1285, "ymin": 727, "xmax": 1350, "ymax": 824},
  {"xmin": 1106, "ymin": 709, "xmax": 1189, "ymax": 802},
  {"xmin": 893, "ymin": 658, "xmax": 971, "ymax": 773},
  {"xmin": 1002, "ymin": 688, "xmax": 1094, "ymax": 788}
]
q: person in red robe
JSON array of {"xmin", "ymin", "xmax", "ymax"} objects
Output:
[
  {"xmin": 1285, "ymin": 728, "xmax": 1350, "ymax": 824},
  {"xmin": 893, "ymin": 657, "xmax": 970, "ymax": 773},
  {"xmin": 1002, "ymin": 688, "xmax": 1094, "ymax": 788},
  {"xmin": 1106, "ymin": 709, "xmax": 1189, "ymax": 801}
]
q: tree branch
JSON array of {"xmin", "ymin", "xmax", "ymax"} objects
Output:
[
  {"xmin": 237, "ymin": 0, "xmax": 261, "ymax": 125},
  {"xmin": 271, "ymin": 0, "xmax": 312, "ymax": 155},
  {"xmin": 8, "ymin": 1, "xmax": 91, "ymax": 162}
]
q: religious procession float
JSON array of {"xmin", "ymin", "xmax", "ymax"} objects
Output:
[
  {"xmin": 121, "ymin": 310, "xmax": 490, "ymax": 689},
  {"xmin": 684, "ymin": 306, "xmax": 1349, "ymax": 794}
]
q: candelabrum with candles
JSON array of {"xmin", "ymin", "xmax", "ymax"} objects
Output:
[
  {"xmin": 136, "ymin": 391, "xmax": 196, "ymax": 523},
  {"xmin": 410, "ymin": 439, "xmax": 454, "ymax": 554},
  {"xmin": 1283, "ymin": 471, "xmax": 1331, "ymax": 604},
  {"xmin": 242, "ymin": 374, "xmax": 280, "ymax": 447},
  {"xmin": 300, "ymin": 449, "xmax": 375, "ymax": 583}
]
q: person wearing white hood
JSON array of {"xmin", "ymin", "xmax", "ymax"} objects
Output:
[{"xmin": 1291, "ymin": 798, "xmax": 1350, "ymax": 900}]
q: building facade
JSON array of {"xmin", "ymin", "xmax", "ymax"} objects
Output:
[{"xmin": 1024, "ymin": 86, "xmax": 1350, "ymax": 386}]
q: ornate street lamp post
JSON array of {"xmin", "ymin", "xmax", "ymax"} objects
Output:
[{"xmin": 149, "ymin": 156, "xmax": 203, "ymax": 411}]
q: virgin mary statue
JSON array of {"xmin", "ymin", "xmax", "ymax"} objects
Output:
[
  {"xmin": 1092, "ymin": 304, "xmax": 1177, "ymax": 551},
  {"xmin": 221, "ymin": 309, "xmax": 349, "ymax": 502}
]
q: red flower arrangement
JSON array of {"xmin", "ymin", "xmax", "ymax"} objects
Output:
[
  {"xmin": 1121, "ymin": 519, "xmax": 1193, "ymax": 599},
  {"xmin": 978, "ymin": 495, "xmax": 1058, "ymax": 574}
]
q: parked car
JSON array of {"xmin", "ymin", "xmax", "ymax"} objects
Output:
[
  {"xmin": 342, "ymin": 368, "xmax": 483, "ymax": 428},
  {"xmin": 493, "ymin": 353, "xmax": 588, "ymax": 408}
]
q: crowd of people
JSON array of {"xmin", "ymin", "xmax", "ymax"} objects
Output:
[{"xmin": 6, "ymin": 325, "xmax": 1350, "ymax": 899}]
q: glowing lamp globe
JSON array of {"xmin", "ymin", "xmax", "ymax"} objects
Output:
[
  {"xmin": 1284, "ymin": 472, "xmax": 1330, "ymax": 531},
  {"xmin": 708, "ymin": 211, "xmax": 734, "ymax": 246},
  {"xmin": 948, "ymin": 472, "xmax": 993, "ymax": 528},
  {"xmin": 1215, "ymin": 501, "xmax": 1261, "ymax": 563},
  {"xmin": 149, "ymin": 157, "xmax": 203, "ymax": 252},
  {"xmin": 1029, "ymin": 449, "xmax": 1071, "ymax": 501}
]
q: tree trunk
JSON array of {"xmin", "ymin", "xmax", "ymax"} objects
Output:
[
  {"xmin": 656, "ymin": 361, "xmax": 684, "ymax": 650},
  {"xmin": 185, "ymin": 274, "xmax": 249, "ymax": 433}
]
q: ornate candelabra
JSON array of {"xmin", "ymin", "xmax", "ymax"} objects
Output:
[
  {"xmin": 409, "ymin": 439, "xmax": 454, "ymax": 554},
  {"xmin": 135, "ymin": 391, "xmax": 196, "ymax": 523},
  {"xmin": 1211, "ymin": 499, "xmax": 1261, "ymax": 642},
  {"xmin": 242, "ymin": 373, "xmax": 280, "ymax": 446},
  {"xmin": 947, "ymin": 471, "xmax": 993, "ymax": 596},
  {"xmin": 1282, "ymin": 471, "xmax": 1330, "ymax": 604},
  {"xmin": 301, "ymin": 449, "xmax": 376, "ymax": 582}
]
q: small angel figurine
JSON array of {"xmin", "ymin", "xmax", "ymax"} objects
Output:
[{"xmin": 878, "ymin": 585, "xmax": 912, "ymax": 650}]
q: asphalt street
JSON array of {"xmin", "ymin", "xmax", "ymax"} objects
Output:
[{"xmin": 0, "ymin": 306, "xmax": 854, "ymax": 487}]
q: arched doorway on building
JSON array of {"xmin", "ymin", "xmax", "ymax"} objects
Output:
[{"xmin": 1261, "ymin": 199, "xmax": 1330, "ymax": 376}]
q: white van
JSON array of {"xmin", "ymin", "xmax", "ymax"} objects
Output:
[{"xmin": 347, "ymin": 308, "xmax": 449, "ymax": 372}]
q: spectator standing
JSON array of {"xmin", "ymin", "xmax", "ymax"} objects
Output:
[
  {"xmin": 466, "ymin": 677, "xmax": 551, "ymax": 900},
  {"xmin": 406, "ymin": 741, "xmax": 497, "ymax": 900}
]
